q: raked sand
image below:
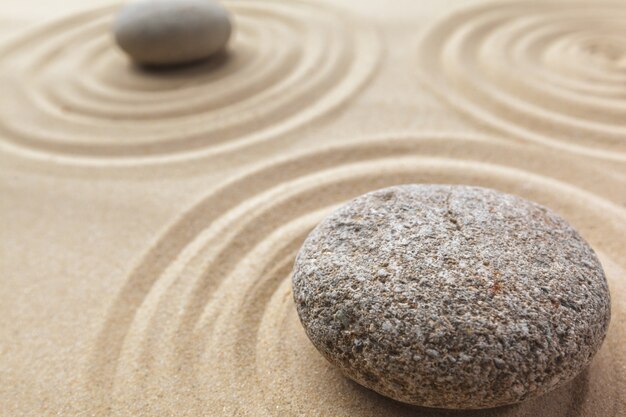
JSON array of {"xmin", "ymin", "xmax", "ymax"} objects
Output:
[{"xmin": 0, "ymin": 0, "xmax": 624, "ymax": 415}]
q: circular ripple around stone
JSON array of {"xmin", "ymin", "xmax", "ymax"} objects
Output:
[
  {"xmin": 417, "ymin": 1, "xmax": 626, "ymax": 162},
  {"xmin": 0, "ymin": 0, "xmax": 379, "ymax": 164},
  {"xmin": 87, "ymin": 134, "xmax": 626, "ymax": 416}
]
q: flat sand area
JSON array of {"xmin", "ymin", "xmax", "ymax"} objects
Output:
[{"xmin": 0, "ymin": 0, "xmax": 624, "ymax": 415}]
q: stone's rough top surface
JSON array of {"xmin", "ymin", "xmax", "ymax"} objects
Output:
[
  {"xmin": 113, "ymin": 0, "xmax": 232, "ymax": 65},
  {"xmin": 292, "ymin": 184, "xmax": 611, "ymax": 409}
]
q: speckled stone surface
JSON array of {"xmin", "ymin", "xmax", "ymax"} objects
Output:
[{"xmin": 292, "ymin": 184, "xmax": 611, "ymax": 409}]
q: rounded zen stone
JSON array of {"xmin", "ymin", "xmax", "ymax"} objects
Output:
[
  {"xmin": 113, "ymin": 0, "xmax": 232, "ymax": 66},
  {"xmin": 292, "ymin": 184, "xmax": 611, "ymax": 409}
]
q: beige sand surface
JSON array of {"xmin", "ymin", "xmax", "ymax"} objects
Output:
[{"xmin": 0, "ymin": 0, "xmax": 624, "ymax": 416}]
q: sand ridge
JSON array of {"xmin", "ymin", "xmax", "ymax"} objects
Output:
[
  {"xmin": 0, "ymin": 0, "xmax": 625, "ymax": 416},
  {"xmin": 84, "ymin": 134, "xmax": 626, "ymax": 415},
  {"xmin": 0, "ymin": 0, "xmax": 380, "ymax": 165},
  {"xmin": 417, "ymin": 0, "xmax": 626, "ymax": 163}
]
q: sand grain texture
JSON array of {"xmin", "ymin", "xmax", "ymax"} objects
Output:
[{"xmin": 0, "ymin": 0, "xmax": 625, "ymax": 416}]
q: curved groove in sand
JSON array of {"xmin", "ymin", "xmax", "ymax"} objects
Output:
[
  {"xmin": 88, "ymin": 134, "xmax": 626, "ymax": 416},
  {"xmin": 0, "ymin": 0, "xmax": 380, "ymax": 164},
  {"xmin": 417, "ymin": 1, "xmax": 626, "ymax": 162}
]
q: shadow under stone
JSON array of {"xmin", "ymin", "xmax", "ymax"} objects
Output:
[{"xmin": 129, "ymin": 49, "xmax": 233, "ymax": 79}]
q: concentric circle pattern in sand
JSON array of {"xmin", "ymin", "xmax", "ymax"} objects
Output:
[
  {"xmin": 418, "ymin": 1, "xmax": 626, "ymax": 162},
  {"xmin": 89, "ymin": 135, "xmax": 626, "ymax": 416},
  {"xmin": 0, "ymin": 0, "xmax": 379, "ymax": 164}
]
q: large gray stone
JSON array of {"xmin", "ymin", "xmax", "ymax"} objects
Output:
[
  {"xmin": 113, "ymin": 0, "xmax": 232, "ymax": 65},
  {"xmin": 292, "ymin": 184, "xmax": 611, "ymax": 409}
]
